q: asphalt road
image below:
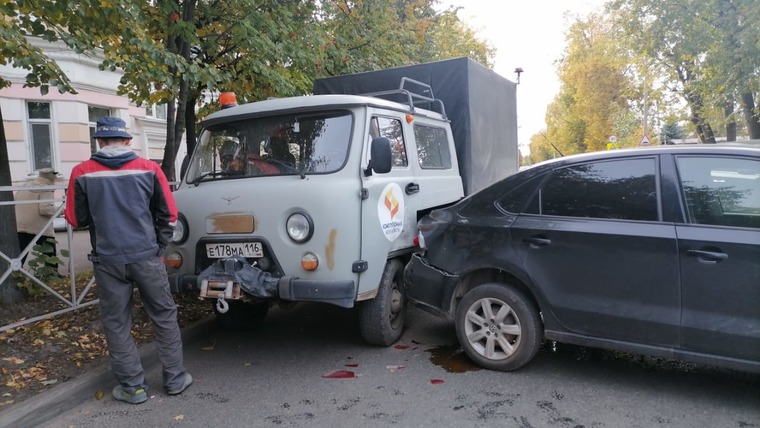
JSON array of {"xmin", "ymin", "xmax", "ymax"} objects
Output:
[{"xmin": 27, "ymin": 301, "xmax": 760, "ymax": 428}]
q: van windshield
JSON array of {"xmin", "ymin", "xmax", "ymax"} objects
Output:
[{"xmin": 186, "ymin": 110, "xmax": 352, "ymax": 183}]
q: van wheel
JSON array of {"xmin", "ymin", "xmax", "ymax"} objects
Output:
[
  {"xmin": 455, "ymin": 283, "xmax": 541, "ymax": 371},
  {"xmin": 359, "ymin": 259, "xmax": 406, "ymax": 346},
  {"xmin": 213, "ymin": 300, "xmax": 269, "ymax": 331}
]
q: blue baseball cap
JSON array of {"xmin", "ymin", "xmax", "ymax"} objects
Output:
[{"xmin": 93, "ymin": 117, "xmax": 133, "ymax": 139}]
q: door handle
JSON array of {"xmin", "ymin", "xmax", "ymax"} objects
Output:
[
  {"xmin": 686, "ymin": 249, "xmax": 728, "ymax": 263},
  {"xmin": 524, "ymin": 237, "xmax": 551, "ymax": 249},
  {"xmin": 405, "ymin": 183, "xmax": 420, "ymax": 195}
]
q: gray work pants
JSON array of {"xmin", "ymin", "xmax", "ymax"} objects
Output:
[{"xmin": 93, "ymin": 256, "xmax": 186, "ymax": 392}]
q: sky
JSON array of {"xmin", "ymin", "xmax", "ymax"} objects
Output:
[{"xmin": 439, "ymin": 0, "xmax": 608, "ymax": 152}]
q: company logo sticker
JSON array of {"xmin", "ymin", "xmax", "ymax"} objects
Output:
[{"xmin": 378, "ymin": 183, "xmax": 404, "ymax": 241}]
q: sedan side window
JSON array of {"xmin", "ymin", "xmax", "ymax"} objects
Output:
[
  {"xmin": 528, "ymin": 158, "xmax": 658, "ymax": 221},
  {"xmin": 676, "ymin": 156, "xmax": 760, "ymax": 229}
]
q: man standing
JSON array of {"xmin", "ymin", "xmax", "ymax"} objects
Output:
[{"xmin": 65, "ymin": 117, "xmax": 192, "ymax": 404}]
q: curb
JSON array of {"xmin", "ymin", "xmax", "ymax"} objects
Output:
[{"xmin": 0, "ymin": 317, "xmax": 216, "ymax": 428}]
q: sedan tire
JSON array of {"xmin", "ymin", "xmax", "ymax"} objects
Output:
[{"xmin": 455, "ymin": 283, "xmax": 541, "ymax": 371}]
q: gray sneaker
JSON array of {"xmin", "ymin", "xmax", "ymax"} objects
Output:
[
  {"xmin": 112, "ymin": 385, "xmax": 148, "ymax": 404},
  {"xmin": 167, "ymin": 372, "xmax": 193, "ymax": 395}
]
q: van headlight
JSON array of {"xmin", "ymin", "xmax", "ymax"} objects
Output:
[
  {"xmin": 172, "ymin": 214, "xmax": 188, "ymax": 244},
  {"xmin": 286, "ymin": 212, "xmax": 313, "ymax": 243}
]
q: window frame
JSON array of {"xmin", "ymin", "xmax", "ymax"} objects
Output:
[
  {"xmin": 88, "ymin": 106, "xmax": 113, "ymax": 154},
  {"xmin": 26, "ymin": 101, "xmax": 56, "ymax": 172}
]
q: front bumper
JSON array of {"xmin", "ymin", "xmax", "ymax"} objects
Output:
[{"xmin": 169, "ymin": 258, "xmax": 356, "ymax": 309}]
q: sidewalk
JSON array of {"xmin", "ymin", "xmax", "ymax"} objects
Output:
[{"xmin": 0, "ymin": 317, "xmax": 215, "ymax": 428}]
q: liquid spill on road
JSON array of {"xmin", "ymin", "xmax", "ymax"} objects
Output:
[{"xmin": 427, "ymin": 344, "xmax": 481, "ymax": 373}]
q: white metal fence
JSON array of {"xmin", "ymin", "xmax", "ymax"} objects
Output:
[{"xmin": 0, "ymin": 183, "xmax": 98, "ymax": 332}]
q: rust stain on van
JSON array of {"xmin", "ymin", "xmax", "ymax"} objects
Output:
[
  {"xmin": 207, "ymin": 214, "xmax": 254, "ymax": 234},
  {"xmin": 325, "ymin": 229, "xmax": 337, "ymax": 270}
]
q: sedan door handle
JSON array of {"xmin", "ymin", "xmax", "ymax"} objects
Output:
[
  {"xmin": 524, "ymin": 237, "xmax": 551, "ymax": 249},
  {"xmin": 405, "ymin": 183, "xmax": 420, "ymax": 195},
  {"xmin": 686, "ymin": 249, "xmax": 728, "ymax": 263}
]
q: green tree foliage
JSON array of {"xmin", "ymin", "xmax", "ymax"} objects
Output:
[
  {"xmin": 532, "ymin": 13, "xmax": 635, "ymax": 160},
  {"xmin": 609, "ymin": 0, "xmax": 760, "ymax": 142}
]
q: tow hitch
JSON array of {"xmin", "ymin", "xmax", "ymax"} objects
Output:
[{"xmin": 197, "ymin": 257, "xmax": 280, "ymax": 311}]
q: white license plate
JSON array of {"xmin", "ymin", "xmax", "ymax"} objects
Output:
[{"xmin": 205, "ymin": 242, "xmax": 263, "ymax": 258}]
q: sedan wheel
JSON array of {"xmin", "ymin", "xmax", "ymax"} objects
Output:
[{"xmin": 455, "ymin": 283, "xmax": 541, "ymax": 371}]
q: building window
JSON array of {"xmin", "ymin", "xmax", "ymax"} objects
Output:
[
  {"xmin": 27, "ymin": 102, "xmax": 54, "ymax": 171},
  {"xmin": 146, "ymin": 104, "xmax": 167, "ymax": 120},
  {"xmin": 88, "ymin": 106, "xmax": 112, "ymax": 153}
]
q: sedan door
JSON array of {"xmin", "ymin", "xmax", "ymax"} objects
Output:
[
  {"xmin": 510, "ymin": 156, "xmax": 681, "ymax": 347},
  {"xmin": 674, "ymin": 155, "xmax": 760, "ymax": 361}
]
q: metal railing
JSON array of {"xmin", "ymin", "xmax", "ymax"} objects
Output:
[{"xmin": 0, "ymin": 183, "xmax": 98, "ymax": 332}]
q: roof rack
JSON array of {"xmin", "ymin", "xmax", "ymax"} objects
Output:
[{"xmin": 363, "ymin": 77, "xmax": 447, "ymax": 119}]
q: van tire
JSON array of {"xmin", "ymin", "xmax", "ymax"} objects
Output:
[
  {"xmin": 359, "ymin": 259, "xmax": 406, "ymax": 346},
  {"xmin": 213, "ymin": 300, "xmax": 269, "ymax": 331}
]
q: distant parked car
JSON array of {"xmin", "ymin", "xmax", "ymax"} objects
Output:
[{"xmin": 405, "ymin": 144, "xmax": 760, "ymax": 373}]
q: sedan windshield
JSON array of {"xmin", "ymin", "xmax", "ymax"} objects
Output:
[{"xmin": 186, "ymin": 110, "xmax": 352, "ymax": 183}]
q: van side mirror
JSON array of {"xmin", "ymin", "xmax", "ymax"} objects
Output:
[{"xmin": 366, "ymin": 137, "xmax": 392, "ymax": 176}]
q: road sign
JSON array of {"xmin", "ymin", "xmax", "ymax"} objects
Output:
[{"xmin": 640, "ymin": 134, "xmax": 652, "ymax": 146}]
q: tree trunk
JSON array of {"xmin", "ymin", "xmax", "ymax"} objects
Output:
[
  {"xmin": 740, "ymin": 92, "xmax": 760, "ymax": 139},
  {"xmin": 0, "ymin": 106, "xmax": 25, "ymax": 304},
  {"xmin": 724, "ymin": 102, "xmax": 736, "ymax": 141}
]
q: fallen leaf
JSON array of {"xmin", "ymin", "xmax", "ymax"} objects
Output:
[
  {"xmin": 202, "ymin": 339, "xmax": 216, "ymax": 351},
  {"xmin": 2, "ymin": 357, "xmax": 25, "ymax": 365},
  {"xmin": 95, "ymin": 390, "xmax": 104, "ymax": 400}
]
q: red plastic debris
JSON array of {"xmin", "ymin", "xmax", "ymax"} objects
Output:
[
  {"xmin": 345, "ymin": 363, "xmax": 359, "ymax": 368},
  {"xmin": 322, "ymin": 370, "xmax": 355, "ymax": 379},
  {"xmin": 394, "ymin": 344, "xmax": 410, "ymax": 350},
  {"xmin": 430, "ymin": 379, "xmax": 444, "ymax": 384}
]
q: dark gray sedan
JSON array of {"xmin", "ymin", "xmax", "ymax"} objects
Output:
[{"xmin": 404, "ymin": 144, "xmax": 760, "ymax": 372}]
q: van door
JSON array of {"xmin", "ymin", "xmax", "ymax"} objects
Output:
[{"xmin": 357, "ymin": 113, "xmax": 420, "ymax": 298}]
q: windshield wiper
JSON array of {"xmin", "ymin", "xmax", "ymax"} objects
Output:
[{"xmin": 189, "ymin": 170, "xmax": 234, "ymax": 186}]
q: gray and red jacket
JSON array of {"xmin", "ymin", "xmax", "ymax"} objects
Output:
[{"xmin": 65, "ymin": 148, "xmax": 178, "ymax": 265}]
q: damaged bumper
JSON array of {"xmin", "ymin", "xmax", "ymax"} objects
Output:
[
  {"xmin": 170, "ymin": 257, "xmax": 356, "ymax": 309},
  {"xmin": 404, "ymin": 253, "xmax": 460, "ymax": 317}
]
